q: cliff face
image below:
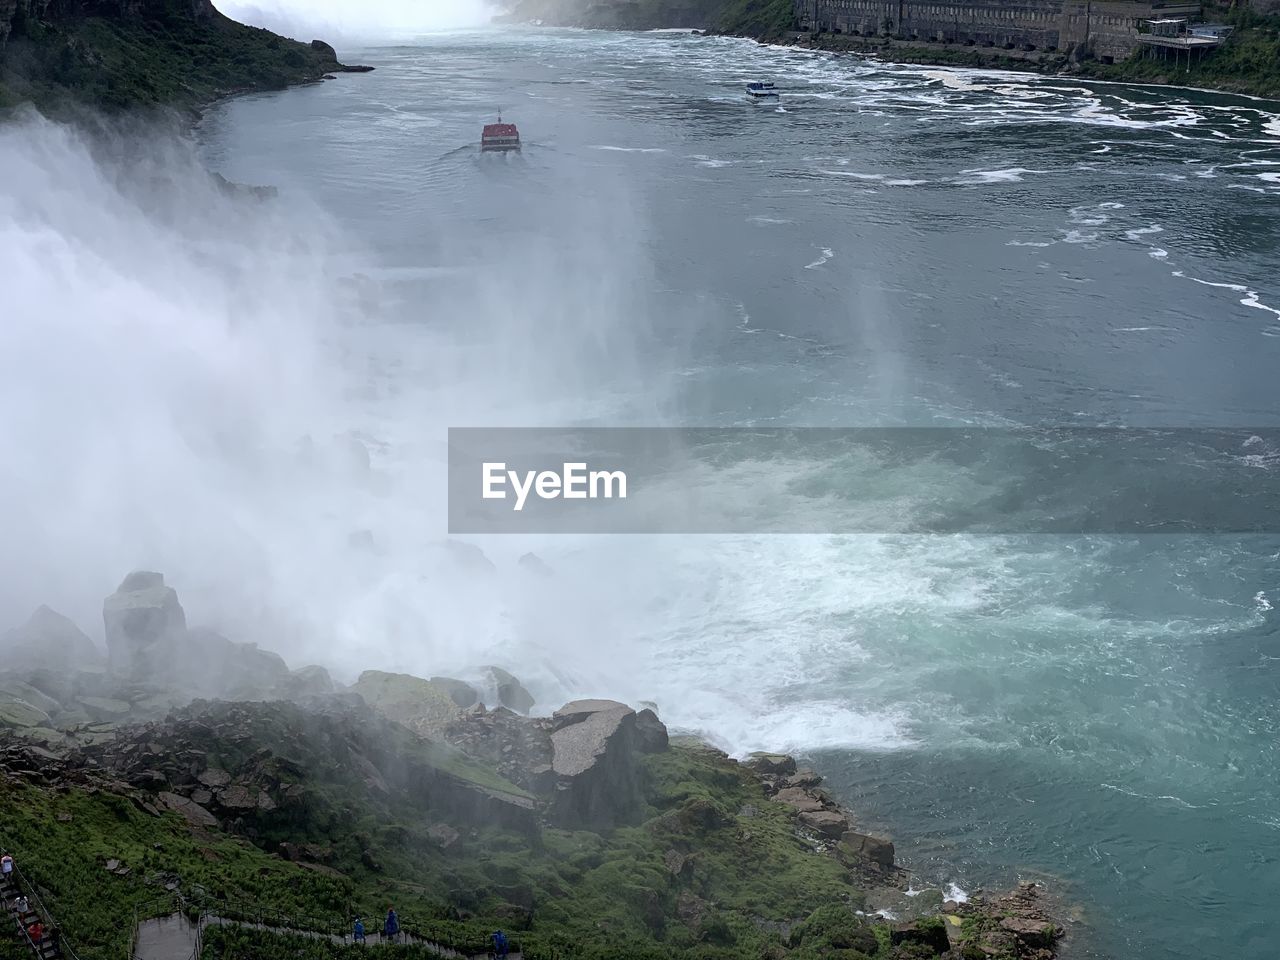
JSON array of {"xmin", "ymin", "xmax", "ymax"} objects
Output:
[{"xmin": 0, "ymin": 0, "xmax": 370, "ymax": 111}]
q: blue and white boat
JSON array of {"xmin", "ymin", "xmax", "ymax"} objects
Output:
[{"xmin": 746, "ymin": 81, "xmax": 780, "ymax": 104}]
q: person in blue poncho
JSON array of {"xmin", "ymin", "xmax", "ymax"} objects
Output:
[
  {"xmin": 491, "ymin": 929, "xmax": 509, "ymax": 957},
  {"xmin": 383, "ymin": 906, "xmax": 399, "ymax": 942},
  {"xmin": 352, "ymin": 918, "xmax": 365, "ymax": 944}
]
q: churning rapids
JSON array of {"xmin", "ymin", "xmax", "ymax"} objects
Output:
[{"xmin": 4, "ymin": 25, "xmax": 1280, "ymax": 960}]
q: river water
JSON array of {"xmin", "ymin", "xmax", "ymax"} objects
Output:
[{"xmin": 85, "ymin": 24, "xmax": 1280, "ymax": 960}]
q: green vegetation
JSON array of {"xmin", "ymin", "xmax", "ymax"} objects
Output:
[
  {"xmin": 0, "ymin": 5, "xmax": 354, "ymax": 113},
  {"xmin": 1079, "ymin": 4, "xmax": 1280, "ymax": 99},
  {"xmin": 0, "ymin": 738, "xmax": 897, "ymax": 960},
  {"xmin": 716, "ymin": 0, "xmax": 796, "ymax": 42}
]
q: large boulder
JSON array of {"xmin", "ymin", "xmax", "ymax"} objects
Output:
[
  {"xmin": 839, "ymin": 830, "xmax": 895, "ymax": 867},
  {"xmin": 429, "ymin": 677, "xmax": 480, "ymax": 709},
  {"xmin": 2, "ymin": 606, "xmax": 104, "ymax": 673},
  {"xmin": 351, "ymin": 670, "xmax": 463, "ymax": 739},
  {"xmin": 184, "ymin": 628, "xmax": 290, "ymax": 699},
  {"xmin": 484, "ymin": 666, "xmax": 534, "ymax": 715},
  {"xmin": 548, "ymin": 699, "xmax": 645, "ymax": 828},
  {"xmin": 275, "ymin": 665, "xmax": 335, "ymax": 699},
  {"xmin": 103, "ymin": 572, "xmax": 186, "ymax": 682}
]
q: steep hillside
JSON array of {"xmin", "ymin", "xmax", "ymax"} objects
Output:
[{"xmin": 0, "ymin": 0, "xmax": 371, "ymax": 111}]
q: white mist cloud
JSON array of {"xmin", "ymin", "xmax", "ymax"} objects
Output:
[{"xmin": 213, "ymin": 0, "xmax": 499, "ymax": 42}]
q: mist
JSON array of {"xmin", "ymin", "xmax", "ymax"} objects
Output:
[
  {"xmin": 0, "ymin": 108, "xmax": 685, "ymax": 730},
  {"xmin": 213, "ymin": 0, "xmax": 499, "ymax": 42}
]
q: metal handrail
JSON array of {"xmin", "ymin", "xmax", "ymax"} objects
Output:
[{"xmin": 7, "ymin": 863, "xmax": 82, "ymax": 960}]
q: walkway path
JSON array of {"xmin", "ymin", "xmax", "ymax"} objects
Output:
[{"xmin": 132, "ymin": 912, "xmax": 522, "ymax": 960}]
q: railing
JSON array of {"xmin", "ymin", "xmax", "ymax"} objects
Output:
[{"xmin": 8, "ymin": 862, "xmax": 85, "ymax": 960}]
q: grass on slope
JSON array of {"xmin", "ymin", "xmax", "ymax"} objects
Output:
[
  {"xmin": 0, "ymin": 740, "xmax": 898, "ymax": 960},
  {"xmin": 717, "ymin": 0, "xmax": 797, "ymax": 41}
]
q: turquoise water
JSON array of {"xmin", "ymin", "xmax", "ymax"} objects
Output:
[
  {"xmin": 4, "ymin": 24, "xmax": 1278, "ymax": 960},
  {"xmin": 194, "ymin": 28, "xmax": 1280, "ymax": 959}
]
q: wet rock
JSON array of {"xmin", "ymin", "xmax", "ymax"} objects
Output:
[
  {"xmin": 158, "ymin": 791, "xmax": 218, "ymax": 828},
  {"xmin": 839, "ymin": 830, "xmax": 895, "ymax": 867},
  {"xmin": 0, "ymin": 697, "xmax": 53, "ymax": 729},
  {"xmin": 782, "ymin": 768, "xmax": 823, "ymax": 789},
  {"xmin": 744, "ymin": 752, "xmax": 797, "ymax": 776},
  {"xmin": 198, "ymin": 767, "xmax": 232, "ymax": 788},
  {"xmin": 798, "ymin": 809, "xmax": 849, "ymax": 838},
  {"xmin": 103, "ymin": 572, "xmax": 187, "ymax": 682},
  {"xmin": 2, "ymin": 606, "xmax": 104, "ymax": 672},
  {"xmin": 216, "ymin": 784, "xmax": 256, "ymax": 810},
  {"xmin": 891, "ymin": 917, "xmax": 950, "ymax": 954},
  {"xmin": 484, "ymin": 666, "xmax": 534, "ymax": 715},
  {"xmin": 276, "ymin": 664, "xmax": 334, "ymax": 698},
  {"xmin": 310, "ymin": 39, "xmax": 337, "ymax": 58},
  {"xmin": 429, "ymin": 676, "xmax": 480, "ymax": 709},
  {"xmin": 999, "ymin": 916, "xmax": 1060, "ymax": 948},
  {"xmin": 774, "ymin": 787, "xmax": 825, "ymax": 813},
  {"xmin": 351, "ymin": 670, "xmax": 463, "ymax": 739},
  {"xmin": 634, "ymin": 708, "xmax": 669, "ymax": 753},
  {"xmin": 549, "ymin": 699, "xmax": 643, "ymax": 828}
]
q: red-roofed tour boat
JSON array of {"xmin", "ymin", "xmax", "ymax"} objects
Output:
[{"xmin": 481, "ymin": 115, "xmax": 521, "ymax": 153}]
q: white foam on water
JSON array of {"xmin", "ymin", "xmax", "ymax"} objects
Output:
[
  {"xmin": 1148, "ymin": 248, "xmax": 1169, "ymax": 259},
  {"xmin": 804, "ymin": 247, "xmax": 834, "ymax": 269},
  {"xmin": 589, "ymin": 145, "xmax": 667, "ymax": 153},
  {"xmin": 1173, "ymin": 271, "xmax": 1280, "ymax": 319},
  {"xmin": 1125, "ymin": 225, "xmax": 1164, "ymax": 240},
  {"xmin": 1113, "ymin": 326, "xmax": 1176, "ymax": 333},
  {"xmin": 1264, "ymin": 117, "xmax": 1280, "ymax": 139},
  {"xmin": 688, "ymin": 155, "xmax": 733, "ymax": 168},
  {"xmin": 945, "ymin": 883, "xmax": 970, "ymax": 904},
  {"xmin": 748, "ymin": 216, "xmax": 793, "ymax": 225},
  {"xmin": 1258, "ymin": 172, "xmax": 1280, "ymax": 183},
  {"xmin": 956, "ymin": 167, "xmax": 1044, "ymax": 184},
  {"xmin": 1061, "ymin": 230, "xmax": 1098, "ymax": 245},
  {"xmin": 1007, "ymin": 240, "xmax": 1055, "ymax": 248}
]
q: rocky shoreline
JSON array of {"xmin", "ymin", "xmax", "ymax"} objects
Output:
[{"xmin": 0, "ymin": 570, "xmax": 1067, "ymax": 959}]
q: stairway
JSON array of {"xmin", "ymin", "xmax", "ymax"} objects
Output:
[{"xmin": 2, "ymin": 871, "xmax": 62, "ymax": 960}]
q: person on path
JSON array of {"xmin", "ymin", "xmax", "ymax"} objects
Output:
[
  {"xmin": 383, "ymin": 906, "xmax": 399, "ymax": 942},
  {"xmin": 353, "ymin": 918, "xmax": 365, "ymax": 944},
  {"xmin": 491, "ymin": 929, "xmax": 509, "ymax": 958},
  {"xmin": 27, "ymin": 920, "xmax": 44, "ymax": 945},
  {"xmin": 1, "ymin": 853, "xmax": 13, "ymax": 878},
  {"xmin": 14, "ymin": 895, "xmax": 29, "ymax": 916}
]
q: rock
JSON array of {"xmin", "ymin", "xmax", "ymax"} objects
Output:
[
  {"xmin": 351, "ymin": 670, "xmax": 463, "ymax": 739},
  {"xmin": 890, "ymin": 918, "xmax": 951, "ymax": 954},
  {"xmin": 79, "ymin": 697, "xmax": 132, "ymax": 721},
  {"xmin": 276, "ymin": 665, "xmax": 334, "ymax": 699},
  {"xmin": 549, "ymin": 699, "xmax": 642, "ymax": 828},
  {"xmin": 157, "ymin": 791, "xmax": 218, "ymax": 828},
  {"xmin": 2, "ymin": 606, "xmax": 104, "ymax": 672},
  {"xmin": 216, "ymin": 784, "xmax": 256, "ymax": 810},
  {"xmin": 744, "ymin": 752, "xmax": 797, "ymax": 776},
  {"xmin": 782, "ymin": 768, "xmax": 823, "ymax": 789},
  {"xmin": 999, "ymin": 917, "xmax": 1060, "ymax": 948},
  {"xmin": 103, "ymin": 572, "xmax": 187, "ymax": 682},
  {"xmin": 517, "ymin": 552, "xmax": 554, "ymax": 577},
  {"xmin": 663, "ymin": 848, "xmax": 691, "ymax": 877},
  {"xmin": 797, "ymin": 809, "xmax": 849, "ymax": 838},
  {"xmin": 0, "ymin": 697, "xmax": 53, "ymax": 729},
  {"xmin": 773, "ymin": 787, "xmax": 826, "ymax": 813},
  {"xmin": 427, "ymin": 823, "xmax": 460, "ymax": 849},
  {"xmin": 634, "ymin": 708, "xmax": 669, "ymax": 753},
  {"xmin": 484, "ymin": 666, "xmax": 534, "ymax": 715},
  {"xmin": 445, "ymin": 540, "xmax": 495, "ymax": 572},
  {"xmin": 311, "ymin": 39, "xmax": 337, "ymax": 58},
  {"xmin": 429, "ymin": 677, "xmax": 480, "ymax": 709},
  {"xmin": 198, "ymin": 767, "xmax": 232, "ymax": 788},
  {"xmin": 185, "ymin": 628, "xmax": 290, "ymax": 699},
  {"xmin": 839, "ymin": 830, "xmax": 895, "ymax": 867}
]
